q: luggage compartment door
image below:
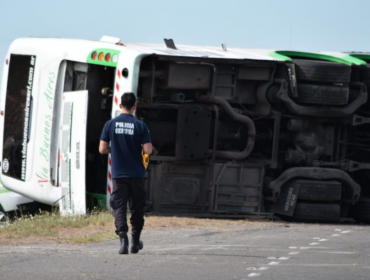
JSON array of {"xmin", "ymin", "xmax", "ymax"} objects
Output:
[{"xmin": 59, "ymin": 91, "xmax": 88, "ymax": 215}]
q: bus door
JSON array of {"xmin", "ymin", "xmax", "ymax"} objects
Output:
[{"xmin": 59, "ymin": 91, "xmax": 88, "ymax": 215}]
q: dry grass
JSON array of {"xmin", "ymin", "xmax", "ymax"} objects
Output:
[
  {"xmin": 0, "ymin": 210, "xmax": 115, "ymax": 245},
  {"xmin": 0, "ymin": 211, "xmax": 273, "ymax": 245}
]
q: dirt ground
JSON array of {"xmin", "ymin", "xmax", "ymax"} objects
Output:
[{"xmin": 0, "ymin": 215, "xmax": 277, "ymax": 246}]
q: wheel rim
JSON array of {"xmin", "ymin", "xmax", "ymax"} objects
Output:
[{"xmin": 0, "ymin": 211, "xmax": 6, "ymax": 222}]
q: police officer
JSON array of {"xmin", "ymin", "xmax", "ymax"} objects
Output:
[{"xmin": 99, "ymin": 92, "xmax": 152, "ymax": 254}]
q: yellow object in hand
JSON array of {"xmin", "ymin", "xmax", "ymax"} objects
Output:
[{"xmin": 142, "ymin": 152, "xmax": 150, "ymax": 170}]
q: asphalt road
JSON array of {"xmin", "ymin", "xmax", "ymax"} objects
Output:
[{"xmin": 0, "ymin": 221, "xmax": 369, "ymax": 280}]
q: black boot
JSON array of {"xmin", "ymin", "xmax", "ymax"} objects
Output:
[
  {"xmin": 118, "ymin": 232, "xmax": 129, "ymax": 254},
  {"xmin": 130, "ymin": 232, "xmax": 144, "ymax": 254}
]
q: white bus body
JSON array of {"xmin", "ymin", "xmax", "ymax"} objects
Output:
[
  {"xmin": 0, "ymin": 179, "xmax": 33, "ymax": 219},
  {"xmin": 0, "ymin": 37, "xmax": 282, "ymax": 215},
  {"xmin": 2, "ymin": 36, "xmax": 370, "ymax": 222}
]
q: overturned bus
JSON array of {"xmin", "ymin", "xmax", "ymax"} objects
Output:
[{"xmin": 1, "ymin": 36, "xmax": 370, "ymax": 222}]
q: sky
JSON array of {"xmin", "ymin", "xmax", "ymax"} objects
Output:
[{"xmin": 0, "ymin": 0, "xmax": 369, "ymax": 79}]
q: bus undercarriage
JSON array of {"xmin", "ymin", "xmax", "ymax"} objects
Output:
[{"xmin": 133, "ymin": 54, "xmax": 370, "ymax": 223}]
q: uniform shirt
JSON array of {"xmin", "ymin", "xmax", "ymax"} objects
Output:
[{"xmin": 100, "ymin": 113, "xmax": 151, "ymax": 178}]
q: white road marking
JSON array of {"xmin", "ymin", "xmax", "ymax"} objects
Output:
[
  {"xmin": 334, "ymin": 229, "xmax": 342, "ymax": 232},
  {"xmin": 151, "ymin": 227, "xmax": 356, "ymax": 279},
  {"xmin": 325, "ymin": 251, "xmax": 357, "ymax": 255},
  {"xmin": 258, "ymin": 267, "xmax": 269, "ymax": 271},
  {"xmin": 246, "ymin": 267, "xmax": 270, "ymax": 271}
]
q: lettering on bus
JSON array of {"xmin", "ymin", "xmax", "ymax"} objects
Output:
[
  {"xmin": 21, "ymin": 56, "xmax": 35, "ymax": 180},
  {"xmin": 44, "ymin": 71, "xmax": 56, "ymax": 109},
  {"xmin": 36, "ymin": 171, "xmax": 48, "ymax": 188},
  {"xmin": 39, "ymin": 114, "xmax": 52, "ymax": 162},
  {"xmin": 36, "ymin": 71, "xmax": 56, "ymax": 187}
]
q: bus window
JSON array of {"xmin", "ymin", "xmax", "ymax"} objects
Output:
[{"xmin": 2, "ymin": 55, "xmax": 36, "ymax": 181}]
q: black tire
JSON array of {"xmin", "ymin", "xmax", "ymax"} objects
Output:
[
  {"xmin": 292, "ymin": 180, "xmax": 342, "ymax": 202},
  {"xmin": 351, "ymin": 198, "xmax": 370, "ymax": 223},
  {"xmin": 295, "ymin": 83, "xmax": 349, "ymax": 106},
  {"xmin": 294, "ymin": 59, "xmax": 351, "ymax": 83},
  {"xmin": 0, "ymin": 205, "xmax": 7, "ymax": 223},
  {"xmin": 360, "ymin": 65, "xmax": 370, "ymax": 84},
  {"xmin": 291, "ymin": 202, "xmax": 340, "ymax": 223}
]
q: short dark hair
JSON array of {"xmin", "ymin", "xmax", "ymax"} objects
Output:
[{"xmin": 121, "ymin": 92, "xmax": 136, "ymax": 110}]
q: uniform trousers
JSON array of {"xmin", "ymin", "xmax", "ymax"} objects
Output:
[{"xmin": 110, "ymin": 178, "xmax": 146, "ymax": 235}]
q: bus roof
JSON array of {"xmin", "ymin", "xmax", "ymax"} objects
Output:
[{"xmin": 10, "ymin": 37, "xmax": 285, "ymax": 62}]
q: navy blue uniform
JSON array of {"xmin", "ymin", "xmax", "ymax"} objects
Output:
[
  {"xmin": 100, "ymin": 113, "xmax": 151, "ymax": 178},
  {"xmin": 100, "ymin": 113, "xmax": 151, "ymax": 235}
]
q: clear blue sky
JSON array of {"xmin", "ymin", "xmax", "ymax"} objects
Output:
[{"xmin": 0, "ymin": 0, "xmax": 369, "ymax": 79}]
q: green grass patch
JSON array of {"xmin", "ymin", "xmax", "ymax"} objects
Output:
[
  {"xmin": 0, "ymin": 210, "xmax": 115, "ymax": 240},
  {"xmin": 0, "ymin": 210, "xmax": 270, "ymax": 246}
]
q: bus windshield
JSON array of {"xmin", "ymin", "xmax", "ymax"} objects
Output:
[{"xmin": 2, "ymin": 54, "xmax": 35, "ymax": 181}]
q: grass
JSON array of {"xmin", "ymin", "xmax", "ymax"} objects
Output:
[
  {"xmin": 0, "ymin": 210, "xmax": 116, "ymax": 244},
  {"xmin": 0, "ymin": 210, "xmax": 275, "ymax": 245}
]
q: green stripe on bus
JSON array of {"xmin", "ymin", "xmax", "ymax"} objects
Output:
[
  {"xmin": 274, "ymin": 51, "xmax": 354, "ymax": 66},
  {"xmin": 86, "ymin": 193, "xmax": 107, "ymax": 209},
  {"xmin": 269, "ymin": 52, "xmax": 292, "ymax": 61},
  {"xmin": 0, "ymin": 180, "xmax": 9, "ymax": 194},
  {"xmin": 87, "ymin": 48, "xmax": 120, "ymax": 67},
  {"xmin": 0, "ymin": 188, "xmax": 10, "ymax": 194},
  {"xmin": 346, "ymin": 54, "xmax": 370, "ymax": 64}
]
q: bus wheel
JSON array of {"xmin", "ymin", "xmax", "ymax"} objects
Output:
[
  {"xmin": 293, "ymin": 59, "xmax": 351, "ymax": 83},
  {"xmin": 290, "ymin": 202, "xmax": 340, "ymax": 223},
  {"xmin": 287, "ymin": 180, "xmax": 342, "ymax": 202},
  {"xmin": 350, "ymin": 198, "xmax": 370, "ymax": 224},
  {"xmin": 295, "ymin": 83, "xmax": 349, "ymax": 106},
  {"xmin": 0, "ymin": 206, "xmax": 7, "ymax": 223}
]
